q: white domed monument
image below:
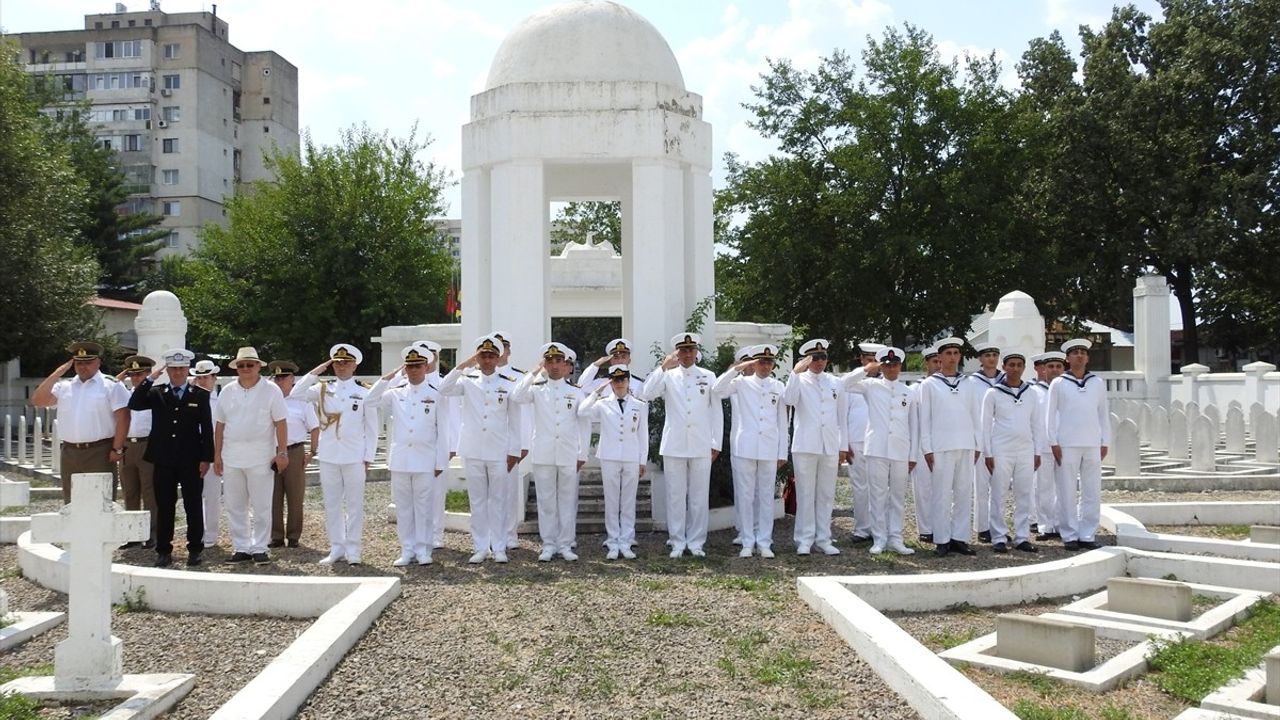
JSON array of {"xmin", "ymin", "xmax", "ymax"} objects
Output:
[{"xmin": 461, "ymin": 0, "xmax": 715, "ymax": 370}]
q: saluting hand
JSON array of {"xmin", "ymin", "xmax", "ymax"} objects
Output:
[
  {"xmin": 594, "ymin": 356, "xmax": 611, "ymax": 368},
  {"xmin": 149, "ymin": 363, "xmax": 166, "ymax": 380},
  {"xmin": 55, "ymin": 359, "xmax": 74, "ymax": 376},
  {"xmin": 661, "ymin": 352, "xmax": 679, "ymax": 370},
  {"xmin": 733, "ymin": 360, "xmax": 755, "ymax": 373},
  {"xmin": 114, "ymin": 369, "xmax": 129, "ymax": 381},
  {"xmin": 795, "ymin": 356, "xmax": 813, "ymax": 373},
  {"xmin": 307, "ymin": 359, "xmax": 334, "ymax": 376}
]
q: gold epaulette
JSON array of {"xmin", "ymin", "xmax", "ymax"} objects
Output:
[{"xmin": 499, "ymin": 373, "xmax": 518, "ymax": 382}]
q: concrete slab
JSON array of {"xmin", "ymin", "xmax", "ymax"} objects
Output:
[
  {"xmin": 0, "ymin": 611, "xmax": 65, "ymax": 651},
  {"xmin": 1253, "ymin": 525, "xmax": 1280, "ymax": 545},
  {"xmin": 995, "ymin": 614, "xmax": 1094, "ymax": 671},
  {"xmin": 0, "ymin": 673, "xmax": 194, "ymax": 720},
  {"xmin": 1055, "ymin": 582, "xmax": 1267, "ymax": 640},
  {"xmin": 1107, "ymin": 577, "xmax": 1192, "ymax": 621},
  {"xmin": 1198, "ymin": 654, "xmax": 1279, "ymax": 719}
]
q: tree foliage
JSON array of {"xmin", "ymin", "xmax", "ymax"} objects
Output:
[
  {"xmin": 550, "ymin": 201, "xmax": 621, "ymax": 254},
  {"xmin": 177, "ymin": 125, "xmax": 454, "ymax": 362}
]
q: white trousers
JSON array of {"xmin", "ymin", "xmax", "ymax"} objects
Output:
[
  {"xmin": 731, "ymin": 455, "xmax": 777, "ymax": 550},
  {"xmin": 974, "ymin": 454, "xmax": 992, "ymax": 532},
  {"xmin": 222, "ymin": 464, "xmax": 273, "ymax": 554},
  {"xmin": 507, "ymin": 464, "xmax": 524, "ymax": 545},
  {"xmin": 990, "ymin": 455, "xmax": 1035, "ymax": 543},
  {"xmin": 319, "ymin": 461, "xmax": 366, "ymax": 558},
  {"xmin": 1034, "ymin": 453, "xmax": 1058, "ymax": 533},
  {"xmin": 910, "ymin": 459, "xmax": 932, "ymax": 536},
  {"xmin": 849, "ymin": 449, "xmax": 872, "ymax": 537},
  {"xmin": 600, "ymin": 459, "xmax": 639, "ymax": 551},
  {"xmin": 867, "ymin": 457, "xmax": 909, "ymax": 546},
  {"xmin": 465, "ymin": 458, "xmax": 511, "ymax": 554},
  {"xmin": 1055, "ymin": 447, "xmax": 1102, "ymax": 543},
  {"xmin": 202, "ymin": 467, "xmax": 222, "ymax": 546},
  {"xmin": 533, "ymin": 463, "xmax": 579, "ymax": 551},
  {"xmin": 791, "ymin": 452, "xmax": 837, "ymax": 548},
  {"xmin": 662, "ymin": 455, "xmax": 711, "ymax": 551},
  {"xmin": 431, "ymin": 467, "xmax": 448, "ymax": 545},
  {"xmin": 929, "ymin": 449, "xmax": 975, "ymax": 546},
  {"xmin": 391, "ymin": 471, "xmax": 433, "ymax": 557}
]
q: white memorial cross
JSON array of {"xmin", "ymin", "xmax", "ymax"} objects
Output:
[{"xmin": 29, "ymin": 472, "xmax": 148, "ymax": 686}]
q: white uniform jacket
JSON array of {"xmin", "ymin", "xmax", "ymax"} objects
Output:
[
  {"xmin": 1030, "ymin": 381, "xmax": 1053, "ymax": 455},
  {"xmin": 843, "ymin": 368, "xmax": 916, "ymax": 461},
  {"xmin": 1045, "ymin": 372, "xmax": 1111, "ymax": 449},
  {"xmin": 578, "ymin": 391, "xmax": 649, "ymax": 465},
  {"xmin": 511, "ymin": 372, "xmax": 590, "ymax": 466},
  {"xmin": 845, "ymin": 391, "xmax": 869, "ymax": 453},
  {"xmin": 916, "ymin": 372, "xmax": 982, "ymax": 454},
  {"xmin": 365, "ymin": 375, "xmax": 451, "ymax": 474},
  {"xmin": 291, "ymin": 375, "xmax": 378, "ymax": 465},
  {"xmin": 980, "ymin": 381, "xmax": 1045, "ymax": 458},
  {"xmin": 439, "ymin": 366, "xmax": 525, "ymax": 462},
  {"xmin": 783, "ymin": 370, "xmax": 848, "ymax": 456},
  {"xmin": 713, "ymin": 369, "xmax": 788, "ymax": 462},
  {"xmin": 641, "ymin": 365, "xmax": 724, "ymax": 458}
]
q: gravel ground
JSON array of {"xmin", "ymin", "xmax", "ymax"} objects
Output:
[{"xmin": 2, "ymin": 466, "xmax": 1275, "ymax": 719}]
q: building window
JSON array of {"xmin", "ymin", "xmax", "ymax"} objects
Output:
[
  {"xmin": 263, "ymin": 125, "xmax": 270, "ymax": 133},
  {"xmin": 144, "ymin": 19, "xmax": 152, "ymax": 26},
  {"xmin": 163, "ymin": 43, "xmax": 181, "ymax": 59},
  {"xmin": 162, "ymin": 106, "xmax": 180, "ymax": 122},
  {"xmin": 134, "ymin": 108, "xmax": 150, "ymax": 121},
  {"xmin": 111, "ymin": 20, "xmax": 120, "ymax": 28},
  {"xmin": 128, "ymin": 19, "xmax": 136, "ymax": 27},
  {"xmin": 99, "ymin": 138, "xmax": 114, "ymax": 150},
  {"xmin": 161, "ymin": 169, "xmax": 179, "ymax": 185},
  {"xmin": 122, "ymin": 40, "xmax": 141, "ymax": 57},
  {"xmin": 167, "ymin": 231, "xmax": 179, "ymax": 249},
  {"xmin": 162, "ymin": 74, "xmax": 180, "ymax": 90},
  {"xmin": 162, "ymin": 201, "xmax": 181, "ymax": 217},
  {"xmin": 124, "ymin": 134, "xmax": 141, "ymax": 151},
  {"xmin": 95, "ymin": 21, "xmax": 103, "ymax": 29},
  {"xmin": 162, "ymin": 138, "xmax": 179, "ymax": 154},
  {"xmin": 263, "ymin": 97, "xmax": 271, "ymax": 104}
]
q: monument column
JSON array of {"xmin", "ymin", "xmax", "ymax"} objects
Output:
[
  {"xmin": 627, "ymin": 160, "xmax": 686, "ymax": 373},
  {"xmin": 1133, "ymin": 275, "xmax": 1172, "ymax": 406},
  {"xmin": 685, "ymin": 167, "xmax": 716, "ymax": 351},
  {"xmin": 460, "ymin": 168, "xmax": 493, "ymax": 351},
  {"xmin": 489, "ymin": 160, "xmax": 548, "ymax": 369}
]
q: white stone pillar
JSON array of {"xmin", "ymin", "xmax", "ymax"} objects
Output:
[
  {"xmin": 1133, "ymin": 276, "xmax": 1172, "ymax": 406},
  {"xmin": 460, "ymin": 168, "xmax": 492, "ymax": 354},
  {"xmin": 987, "ymin": 291, "xmax": 1047, "ymax": 366},
  {"xmin": 134, "ymin": 291, "xmax": 188, "ymax": 362},
  {"xmin": 488, "ymin": 161, "xmax": 548, "ymax": 369},
  {"xmin": 1181, "ymin": 363, "xmax": 1210, "ymax": 408},
  {"xmin": 1243, "ymin": 361, "xmax": 1276, "ymax": 413},
  {"xmin": 686, "ymin": 167, "xmax": 716, "ymax": 351},
  {"xmin": 626, "ymin": 160, "xmax": 686, "ymax": 374}
]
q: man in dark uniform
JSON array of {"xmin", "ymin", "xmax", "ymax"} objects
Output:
[{"xmin": 128, "ymin": 348, "xmax": 215, "ymax": 568}]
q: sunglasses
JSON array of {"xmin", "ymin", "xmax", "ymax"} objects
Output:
[
  {"xmin": 809, "ymin": 353, "xmax": 829, "ymax": 361},
  {"xmin": 235, "ymin": 363, "xmax": 259, "ymax": 370}
]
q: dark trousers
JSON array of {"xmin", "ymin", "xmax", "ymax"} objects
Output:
[{"xmin": 154, "ymin": 462, "xmax": 205, "ymax": 556}]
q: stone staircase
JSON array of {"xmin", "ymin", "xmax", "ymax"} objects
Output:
[{"xmin": 517, "ymin": 465, "xmax": 655, "ymax": 535}]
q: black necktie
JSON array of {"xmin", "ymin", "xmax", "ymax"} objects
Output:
[{"xmin": 618, "ymin": 398, "xmax": 626, "ymax": 414}]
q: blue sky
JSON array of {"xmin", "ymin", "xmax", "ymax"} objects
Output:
[{"xmin": 5, "ymin": 0, "xmax": 1164, "ymax": 215}]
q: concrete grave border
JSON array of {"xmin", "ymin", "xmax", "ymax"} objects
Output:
[
  {"xmin": 15, "ymin": 530, "xmax": 400, "ymax": 720},
  {"xmin": 1196, "ymin": 657, "xmax": 1280, "ymax": 720},
  {"xmin": 1055, "ymin": 582, "xmax": 1269, "ymax": 639},
  {"xmin": 0, "ymin": 610, "xmax": 65, "ymax": 652},
  {"xmin": 1105, "ymin": 501, "xmax": 1280, "ymax": 561},
  {"xmin": 2, "ymin": 673, "xmax": 195, "ymax": 720}
]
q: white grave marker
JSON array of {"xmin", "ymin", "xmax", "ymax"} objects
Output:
[
  {"xmin": 1149, "ymin": 406, "xmax": 1169, "ymax": 451},
  {"xmin": 1168, "ymin": 409, "xmax": 1189, "ymax": 460},
  {"xmin": 1191, "ymin": 416, "xmax": 1216, "ymax": 472},
  {"xmin": 1114, "ymin": 420, "xmax": 1141, "ymax": 477},
  {"xmin": 1224, "ymin": 406, "xmax": 1246, "ymax": 454}
]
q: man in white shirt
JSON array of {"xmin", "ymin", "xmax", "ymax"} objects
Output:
[
  {"xmin": 910, "ymin": 346, "xmax": 941, "ymax": 543},
  {"xmin": 714, "ymin": 344, "xmax": 787, "ymax": 558},
  {"xmin": 413, "ymin": 340, "xmax": 455, "ymax": 550},
  {"xmin": 117, "ymin": 355, "xmax": 157, "ymax": 548},
  {"xmin": 784, "ymin": 339, "xmax": 848, "ymax": 556},
  {"xmin": 846, "ymin": 342, "xmax": 883, "ymax": 545},
  {"xmin": 213, "ymin": 347, "xmax": 289, "ymax": 565},
  {"xmin": 918, "ymin": 337, "xmax": 982, "ymax": 557},
  {"xmin": 579, "ymin": 365, "xmax": 649, "ymax": 559},
  {"xmin": 967, "ymin": 343, "xmax": 1003, "ymax": 543},
  {"xmin": 192, "ymin": 360, "xmax": 223, "ymax": 546},
  {"xmin": 266, "ymin": 361, "xmax": 319, "ymax": 550},
  {"xmin": 844, "ymin": 346, "xmax": 917, "ymax": 555},
  {"xmin": 440, "ymin": 334, "xmax": 524, "ymax": 564},
  {"xmin": 511, "ymin": 342, "xmax": 591, "ymax": 562},
  {"xmin": 980, "ymin": 352, "xmax": 1044, "ymax": 553},
  {"xmin": 493, "ymin": 331, "xmax": 533, "ymax": 549},
  {"xmin": 642, "ymin": 332, "xmax": 724, "ymax": 558},
  {"xmin": 32, "ymin": 341, "xmax": 131, "ymax": 503},
  {"xmin": 1046, "ymin": 339, "xmax": 1110, "ymax": 551},
  {"xmin": 1030, "ymin": 352, "xmax": 1064, "ymax": 541},
  {"xmin": 366, "ymin": 345, "xmax": 451, "ymax": 566}
]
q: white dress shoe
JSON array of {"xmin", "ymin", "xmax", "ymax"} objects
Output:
[
  {"xmin": 538, "ymin": 548, "xmax": 555, "ymax": 562},
  {"xmin": 347, "ymin": 556, "xmax": 362, "ymax": 565},
  {"xmin": 606, "ymin": 548, "xmax": 620, "ymax": 560},
  {"xmin": 869, "ymin": 544, "xmax": 885, "ymax": 555},
  {"xmin": 796, "ymin": 544, "xmax": 811, "ymax": 556},
  {"xmin": 493, "ymin": 551, "xmax": 509, "ymax": 563},
  {"xmin": 392, "ymin": 553, "xmax": 414, "ymax": 567},
  {"xmin": 432, "ymin": 541, "xmax": 445, "ymax": 549},
  {"xmin": 738, "ymin": 547, "xmax": 753, "ymax": 558},
  {"xmin": 416, "ymin": 553, "xmax": 433, "ymax": 565},
  {"xmin": 669, "ymin": 547, "xmax": 684, "ymax": 559},
  {"xmin": 318, "ymin": 551, "xmax": 344, "ymax": 566},
  {"xmin": 759, "ymin": 546, "xmax": 775, "ymax": 559},
  {"xmin": 690, "ymin": 548, "xmax": 706, "ymax": 558},
  {"xmin": 559, "ymin": 549, "xmax": 578, "ymax": 561},
  {"xmin": 468, "ymin": 552, "xmax": 487, "ymax": 564},
  {"xmin": 888, "ymin": 542, "xmax": 916, "ymax": 555},
  {"xmin": 621, "ymin": 547, "xmax": 637, "ymax": 559},
  {"xmin": 817, "ymin": 543, "xmax": 841, "ymax": 556}
]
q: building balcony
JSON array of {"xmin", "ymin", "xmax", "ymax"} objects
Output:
[
  {"xmin": 121, "ymin": 183, "xmax": 152, "ymax": 196},
  {"xmin": 26, "ymin": 61, "xmax": 88, "ymax": 73}
]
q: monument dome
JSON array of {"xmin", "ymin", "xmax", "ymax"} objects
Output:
[{"xmin": 485, "ymin": 0, "xmax": 685, "ymax": 91}]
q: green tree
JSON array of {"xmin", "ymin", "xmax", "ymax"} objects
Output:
[
  {"xmin": 0, "ymin": 43, "xmax": 101, "ymax": 368},
  {"xmin": 178, "ymin": 124, "xmax": 454, "ymax": 362}
]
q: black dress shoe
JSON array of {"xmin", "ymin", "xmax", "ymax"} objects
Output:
[
  {"xmin": 1015, "ymin": 541, "xmax": 1039, "ymax": 553},
  {"xmin": 918, "ymin": 534, "xmax": 933, "ymax": 544},
  {"xmin": 1063, "ymin": 540, "xmax": 1081, "ymax": 551},
  {"xmin": 1037, "ymin": 531, "xmax": 1061, "ymax": 541},
  {"xmin": 252, "ymin": 552, "xmax": 271, "ymax": 565},
  {"xmin": 1078, "ymin": 540, "xmax": 1101, "ymax": 550},
  {"xmin": 977, "ymin": 531, "xmax": 993, "ymax": 543},
  {"xmin": 186, "ymin": 553, "xmax": 203, "ymax": 567},
  {"xmin": 119, "ymin": 541, "xmax": 141, "ymax": 550},
  {"xmin": 227, "ymin": 552, "xmax": 253, "ymax": 563},
  {"xmin": 850, "ymin": 534, "xmax": 873, "ymax": 545},
  {"xmin": 934, "ymin": 543, "xmax": 950, "ymax": 557},
  {"xmin": 950, "ymin": 541, "xmax": 977, "ymax": 556},
  {"xmin": 267, "ymin": 540, "xmax": 284, "ymax": 549},
  {"xmin": 155, "ymin": 554, "xmax": 173, "ymax": 568},
  {"xmin": 142, "ymin": 540, "xmax": 155, "ymax": 549},
  {"xmin": 992, "ymin": 542, "xmax": 1008, "ymax": 554},
  {"xmin": 286, "ymin": 539, "xmax": 300, "ymax": 548},
  {"xmin": 1029, "ymin": 523, "xmax": 1039, "ymax": 535}
]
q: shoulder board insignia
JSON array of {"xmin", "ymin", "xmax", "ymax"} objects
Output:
[
  {"xmin": 104, "ymin": 376, "xmax": 118, "ymax": 383},
  {"xmin": 632, "ymin": 373, "xmax": 646, "ymax": 381},
  {"xmin": 566, "ymin": 380, "xmax": 579, "ymax": 388},
  {"xmin": 427, "ymin": 382, "xmax": 439, "ymax": 391},
  {"xmin": 510, "ymin": 366, "xmax": 526, "ymax": 374},
  {"xmin": 499, "ymin": 373, "xmax": 518, "ymax": 382},
  {"xmin": 533, "ymin": 380, "xmax": 548, "ymax": 386},
  {"xmin": 465, "ymin": 372, "xmax": 482, "ymax": 379},
  {"xmin": 355, "ymin": 379, "xmax": 370, "ymax": 388}
]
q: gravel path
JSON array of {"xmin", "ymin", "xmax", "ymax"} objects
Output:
[{"xmin": 2, "ymin": 467, "xmax": 1275, "ymax": 719}]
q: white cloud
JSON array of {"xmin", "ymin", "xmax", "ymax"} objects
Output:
[
  {"xmin": 1044, "ymin": 0, "xmax": 1112, "ymax": 33},
  {"xmin": 936, "ymin": 40, "xmax": 1019, "ymax": 89}
]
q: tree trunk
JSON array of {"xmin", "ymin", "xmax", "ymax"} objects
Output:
[{"xmin": 1169, "ymin": 265, "xmax": 1199, "ymax": 366}]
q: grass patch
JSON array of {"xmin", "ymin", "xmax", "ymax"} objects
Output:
[
  {"xmin": 1205, "ymin": 523, "xmax": 1251, "ymax": 539},
  {"xmin": 637, "ymin": 579, "xmax": 673, "ymax": 591},
  {"xmin": 1191, "ymin": 594, "xmax": 1219, "ymax": 610},
  {"xmin": 0, "ymin": 692, "xmax": 39, "ymax": 720},
  {"xmin": 0, "ymin": 565, "xmax": 21, "ymax": 579},
  {"xmin": 1011, "ymin": 699, "xmax": 1087, "ymax": 720},
  {"xmin": 752, "ymin": 648, "xmax": 816, "ymax": 685},
  {"xmin": 0, "ymin": 614, "xmax": 13, "ymax": 628},
  {"xmin": 925, "ymin": 628, "xmax": 979, "ymax": 650},
  {"xmin": 1099, "ymin": 706, "xmax": 1137, "ymax": 720},
  {"xmin": 0, "ymin": 663, "xmax": 53, "ymax": 686},
  {"xmin": 695, "ymin": 576, "xmax": 776, "ymax": 593},
  {"xmin": 1147, "ymin": 598, "xmax": 1280, "ymax": 702},
  {"xmin": 113, "ymin": 587, "xmax": 148, "ymax": 614},
  {"xmin": 1006, "ymin": 669, "xmax": 1064, "ymax": 698},
  {"xmin": 943, "ymin": 601, "xmax": 984, "ymax": 616},
  {"xmin": 646, "ymin": 610, "xmax": 700, "ymax": 628},
  {"xmin": 445, "ymin": 490, "xmax": 469, "ymax": 513},
  {"xmin": 716, "ymin": 655, "xmax": 738, "ymax": 679},
  {"xmin": 798, "ymin": 687, "xmax": 840, "ymax": 709}
]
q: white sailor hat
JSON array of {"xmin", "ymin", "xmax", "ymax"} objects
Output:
[
  {"xmin": 191, "ymin": 359, "xmax": 219, "ymax": 376},
  {"xmin": 539, "ymin": 342, "xmax": 572, "ymax": 361},
  {"xmin": 1030, "ymin": 353, "xmax": 1047, "ymax": 366},
  {"xmin": 875, "ymin": 346, "xmax": 905, "ymax": 364},
  {"xmin": 161, "ymin": 348, "xmax": 195, "ymax": 366},
  {"xmin": 936, "ymin": 337, "xmax": 966, "ymax": 352},
  {"xmin": 413, "ymin": 340, "xmax": 443, "ymax": 357},
  {"xmin": 1042, "ymin": 351, "xmax": 1067, "ymax": 363},
  {"xmin": 1000, "ymin": 351, "xmax": 1027, "ymax": 365},
  {"xmin": 606, "ymin": 364, "xmax": 631, "ymax": 380},
  {"xmin": 492, "ymin": 330, "xmax": 512, "ymax": 345},
  {"xmin": 858, "ymin": 342, "xmax": 886, "ymax": 355},
  {"xmin": 329, "ymin": 343, "xmax": 363, "ymax": 364},
  {"xmin": 975, "ymin": 343, "xmax": 1001, "ymax": 355},
  {"xmin": 753, "ymin": 344, "xmax": 779, "ymax": 362},
  {"xmin": 605, "ymin": 338, "xmax": 632, "ymax": 356},
  {"xmin": 1061, "ymin": 338, "xmax": 1092, "ymax": 353},
  {"xmin": 923, "ymin": 345, "xmax": 940, "ymax": 360},
  {"xmin": 474, "ymin": 334, "xmax": 503, "ymax": 355},
  {"xmin": 798, "ymin": 339, "xmax": 830, "ymax": 357},
  {"xmin": 735, "ymin": 346, "xmax": 754, "ymax": 362},
  {"xmin": 401, "ymin": 345, "xmax": 431, "ymax": 366},
  {"xmin": 671, "ymin": 332, "xmax": 700, "ymax": 350}
]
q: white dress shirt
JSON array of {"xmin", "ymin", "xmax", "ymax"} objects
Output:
[
  {"xmin": 843, "ymin": 368, "xmax": 916, "ymax": 461},
  {"xmin": 126, "ymin": 381, "xmax": 153, "ymax": 439},
  {"xmin": 366, "ymin": 374, "xmax": 451, "ymax": 473},
  {"xmin": 579, "ymin": 391, "xmax": 649, "ymax": 464},
  {"xmin": 916, "ymin": 372, "xmax": 982, "ymax": 454},
  {"xmin": 282, "ymin": 394, "xmax": 319, "ymax": 446},
  {"xmin": 980, "ymin": 380, "xmax": 1045, "ymax": 457},
  {"xmin": 1046, "ymin": 372, "xmax": 1111, "ymax": 448},
  {"xmin": 511, "ymin": 373, "xmax": 590, "ymax": 466},
  {"xmin": 783, "ymin": 370, "xmax": 848, "ymax": 455},
  {"xmin": 845, "ymin": 391, "xmax": 869, "ymax": 452},
  {"xmin": 214, "ymin": 379, "xmax": 287, "ymax": 467},
  {"xmin": 439, "ymin": 366, "xmax": 524, "ymax": 462},
  {"xmin": 1031, "ymin": 381, "xmax": 1053, "ymax": 455},
  {"xmin": 641, "ymin": 364, "xmax": 724, "ymax": 458},
  {"xmin": 293, "ymin": 375, "xmax": 379, "ymax": 465},
  {"xmin": 713, "ymin": 369, "xmax": 787, "ymax": 462},
  {"xmin": 51, "ymin": 372, "xmax": 130, "ymax": 443}
]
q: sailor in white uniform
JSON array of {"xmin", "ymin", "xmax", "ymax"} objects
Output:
[
  {"xmin": 979, "ymin": 351, "xmax": 1043, "ymax": 553},
  {"xmin": 579, "ymin": 364, "xmax": 649, "ymax": 559},
  {"xmin": 784, "ymin": 339, "xmax": 847, "ymax": 556},
  {"xmin": 1046, "ymin": 339, "xmax": 1110, "ymax": 551},
  {"xmin": 967, "ymin": 343, "xmax": 1002, "ymax": 542},
  {"xmin": 917, "ymin": 337, "xmax": 982, "ymax": 557}
]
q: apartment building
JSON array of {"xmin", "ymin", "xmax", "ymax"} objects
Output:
[{"xmin": 15, "ymin": 4, "xmax": 299, "ymax": 256}]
